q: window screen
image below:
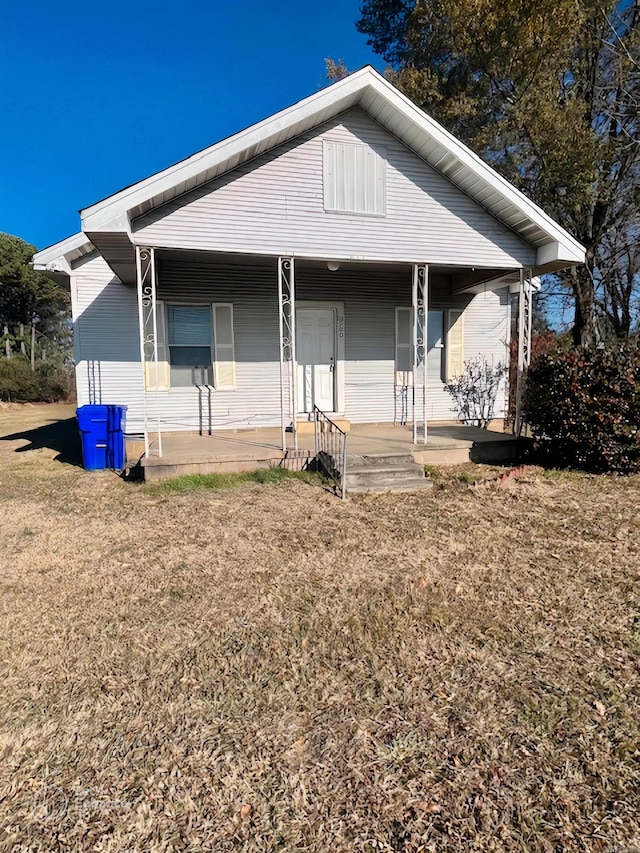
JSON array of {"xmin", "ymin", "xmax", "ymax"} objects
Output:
[{"xmin": 167, "ymin": 305, "xmax": 212, "ymax": 387}]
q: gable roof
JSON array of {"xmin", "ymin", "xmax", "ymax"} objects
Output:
[
  {"xmin": 32, "ymin": 231, "xmax": 96, "ymax": 285},
  {"xmin": 36, "ymin": 66, "xmax": 584, "ymax": 283}
]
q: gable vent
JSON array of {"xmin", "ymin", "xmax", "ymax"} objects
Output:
[{"xmin": 323, "ymin": 140, "xmax": 386, "ymax": 216}]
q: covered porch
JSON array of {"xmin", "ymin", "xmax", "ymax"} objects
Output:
[
  {"xmin": 132, "ymin": 247, "xmax": 535, "ymax": 460},
  {"xmin": 136, "ymin": 421, "xmax": 523, "ymax": 482}
]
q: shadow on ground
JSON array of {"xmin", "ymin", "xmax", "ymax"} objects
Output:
[{"xmin": 0, "ymin": 417, "xmax": 83, "ymax": 466}]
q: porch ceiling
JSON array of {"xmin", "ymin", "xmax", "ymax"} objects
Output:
[
  {"xmin": 152, "ymin": 249, "xmax": 518, "ymax": 293},
  {"xmin": 149, "ymin": 248, "xmax": 522, "ymax": 295}
]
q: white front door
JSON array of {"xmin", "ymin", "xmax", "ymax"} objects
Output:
[{"xmin": 296, "ymin": 309, "xmax": 335, "ymax": 413}]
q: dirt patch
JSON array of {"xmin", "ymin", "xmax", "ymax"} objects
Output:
[{"xmin": 1, "ymin": 405, "xmax": 640, "ymax": 850}]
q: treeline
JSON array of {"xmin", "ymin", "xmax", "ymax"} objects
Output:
[
  {"xmin": 342, "ymin": 0, "xmax": 640, "ymax": 344},
  {"xmin": 0, "ymin": 232, "xmax": 73, "ymax": 402}
]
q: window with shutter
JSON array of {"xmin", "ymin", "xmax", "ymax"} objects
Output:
[
  {"xmin": 396, "ymin": 308, "xmax": 457, "ymax": 383},
  {"xmin": 323, "ymin": 140, "xmax": 386, "ymax": 216},
  {"xmin": 427, "ymin": 311, "xmax": 445, "ymax": 381},
  {"xmin": 162, "ymin": 303, "xmax": 236, "ymax": 389}
]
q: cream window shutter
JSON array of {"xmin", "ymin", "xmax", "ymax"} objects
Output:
[
  {"xmin": 445, "ymin": 309, "xmax": 465, "ymax": 381},
  {"xmin": 144, "ymin": 300, "xmax": 170, "ymax": 390},
  {"xmin": 212, "ymin": 304, "xmax": 236, "ymax": 389}
]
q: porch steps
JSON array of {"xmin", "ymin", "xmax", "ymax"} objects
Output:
[{"xmin": 345, "ymin": 453, "xmax": 432, "ymax": 495}]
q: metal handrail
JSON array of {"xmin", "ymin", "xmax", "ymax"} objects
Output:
[{"xmin": 313, "ymin": 406, "xmax": 347, "ymax": 499}]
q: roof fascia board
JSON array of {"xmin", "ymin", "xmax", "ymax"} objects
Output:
[
  {"xmin": 536, "ymin": 240, "xmax": 582, "ymax": 266},
  {"xmin": 32, "ymin": 232, "xmax": 92, "ymax": 268}
]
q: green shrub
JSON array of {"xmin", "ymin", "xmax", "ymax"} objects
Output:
[
  {"xmin": 523, "ymin": 343, "xmax": 640, "ymax": 473},
  {"xmin": 0, "ymin": 356, "xmax": 72, "ymax": 402},
  {"xmin": 35, "ymin": 360, "xmax": 72, "ymax": 402}
]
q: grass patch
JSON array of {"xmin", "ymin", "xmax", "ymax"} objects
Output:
[
  {"xmin": 153, "ymin": 466, "xmax": 322, "ymax": 492},
  {"xmin": 424, "ymin": 462, "xmax": 507, "ymax": 484},
  {"xmin": 1, "ymin": 405, "xmax": 640, "ymax": 850}
]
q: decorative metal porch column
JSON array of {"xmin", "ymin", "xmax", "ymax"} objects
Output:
[
  {"xmin": 514, "ymin": 268, "xmax": 533, "ymax": 437},
  {"xmin": 412, "ymin": 263, "xmax": 429, "ymax": 445},
  {"xmin": 277, "ymin": 257, "xmax": 297, "ymax": 451},
  {"xmin": 135, "ymin": 246, "xmax": 163, "ymax": 458}
]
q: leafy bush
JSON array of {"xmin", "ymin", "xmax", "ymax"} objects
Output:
[
  {"xmin": 35, "ymin": 360, "xmax": 73, "ymax": 402},
  {"xmin": 0, "ymin": 356, "xmax": 72, "ymax": 402},
  {"xmin": 444, "ymin": 356, "xmax": 506, "ymax": 428},
  {"xmin": 506, "ymin": 331, "xmax": 564, "ymax": 430},
  {"xmin": 524, "ymin": 343, "xmax": 640, "ymax": 473}
]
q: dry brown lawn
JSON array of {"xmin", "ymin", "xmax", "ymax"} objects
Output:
[{"xmin": 1, "ymin": 404, "xmax": 639, "ymax": 852}]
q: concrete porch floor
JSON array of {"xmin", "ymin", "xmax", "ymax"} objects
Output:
[{"xmin": 136, "ymin": 422, "xmax": 523, "ymax": 480}]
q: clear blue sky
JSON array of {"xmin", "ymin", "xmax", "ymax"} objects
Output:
[{"xmin": 0, "ymin": 1, "xmax": 382, "ymax": 250}]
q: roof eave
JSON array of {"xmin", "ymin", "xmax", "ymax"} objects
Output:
[{"xmin": 32, "ymin": 232, "xmax": 96, "ymax": 282}]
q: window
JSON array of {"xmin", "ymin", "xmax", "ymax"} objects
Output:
[
  {"xmin": 143, "ymin": 302, "xmax": 236, "ymax": 392},
  {"xmin": 323, "ymin": 140, "xmax": 386, "ymax": 216},
  {"xmin": 167, "ymin": 305, "xmax": 213, "ymax": 387},
  {"xmin": 395, "ymin": 308, "xmax": 458, "ymax": 382}
]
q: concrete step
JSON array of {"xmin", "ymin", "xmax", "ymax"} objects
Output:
[
  {"xmin": 344, "ymin": 452, "xmax": 430, "ymax": 494},
  {"xmin": 348, "ymin": 478, "xmax": 434, "ymax": 495},
  {"xmin": 296, "ymin": 418, "xmax": 350, "ymax": 434},
  {"xmin": 346, "ymin": 452, "xmax": 416, "ymax": 467},
  {"xmin": 346, "ymin": 463, "xmax": 426, "ymax": 488},
  {"xmin": 413, "ymin": 447, "xmax": 472, "ymax": 465}
]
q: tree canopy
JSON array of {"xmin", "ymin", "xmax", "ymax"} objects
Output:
[
  {"xmin": 353, "ymin": 0, "xmax": 640, "ymax": 344},
  {"xmin": 0, "ymin": 232, "xmax": 70, "ymax": 344}
]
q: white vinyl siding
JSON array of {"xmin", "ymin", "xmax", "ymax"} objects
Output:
[
  {"xmin": 323, "ymin": 140, "xmax": 386, "ymax": 216},
  {"xmin": 72, "ymin": 255, "xmax": 145, "ymax": 428},
  {"xmin": 134, "ymin": 109, "xmax": 535, "ymax": 269}
]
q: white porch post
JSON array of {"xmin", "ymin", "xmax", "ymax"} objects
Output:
[
  {"xmin": 514, "ymin": 267, "xmax": 533, "ymax": 437},
  {"xmin": 135, "ymin": 246, "xmax": 162, "ymax": 458},
  {"xmin": 278, "ymin": 256, "xmax": 297, "ymax": 451},
  {"xmin": 412, "ymin": 263, "xmax": 428, "ymax": 444}
]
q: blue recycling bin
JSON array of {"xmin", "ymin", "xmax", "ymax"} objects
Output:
[{"xmin": 76, "ymin": 404, "xmax": 127, "ymax": 470}]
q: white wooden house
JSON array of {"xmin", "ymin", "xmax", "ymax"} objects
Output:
[{"xmin": 34, "ymin": 67, "xmax": 584, "ymax": 465}]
